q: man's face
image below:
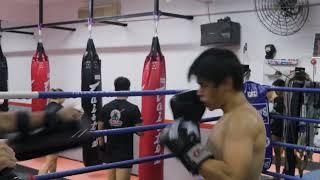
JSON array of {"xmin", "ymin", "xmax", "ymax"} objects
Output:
[{"xmin": 196, "ymin": 78, "xmax": 227, "ymax": 111}]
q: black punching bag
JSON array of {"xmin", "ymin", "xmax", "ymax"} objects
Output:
[
  {"xmin": 81, "ymin": 38, "xmax": 102, "ymax": 166},
  {"xmin": 0, "ymin": 40, "xmax": 8, "ymax": 112}
]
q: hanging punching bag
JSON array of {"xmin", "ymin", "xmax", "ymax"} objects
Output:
[
  {"xmin": 139, "ymin": 37, "xmax": 166, "ymax": 180},
  {"xmin": 31, "ymin": 42, "xmax": 50, "ymax": 112},
  {"xmin": 0, "ymin": 42, "xmax": 8, "ymax": 112},
  {"xmin": 81, "ymin": 38, "xmax": 102, "ymax": 166}
]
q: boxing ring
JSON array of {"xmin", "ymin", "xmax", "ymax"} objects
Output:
[{"xmin": 1, "ymin": 86, "xmax": 320, "ymax": 180}]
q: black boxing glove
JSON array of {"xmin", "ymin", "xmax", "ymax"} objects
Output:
[
  {"xmin": 160, "ymin": 90, "xmax": 213, "ymax": 174},
  {"xmin": 170, "ymin": 90, "xmax": 206, "ymax": 122},
  {"xmin": 160, "ymin": 120, "xmax": 213, "ymax": 174}
]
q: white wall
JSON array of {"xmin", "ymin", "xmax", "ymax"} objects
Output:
[{"xmin": 2, "ymin": 0, "xmax": 320, "ymax": 179}]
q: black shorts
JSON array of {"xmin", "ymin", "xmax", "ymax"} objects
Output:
[
  {"xmin": 271, "ymin": 118, "xmax": 283, "ymax": 138},
  {"xmin": 102, "ymin": 145, "xmax": 133, "ymax": 169}
]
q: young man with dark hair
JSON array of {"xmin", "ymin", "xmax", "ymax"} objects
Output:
[
  {"xmin": 268, "ymin": 79, "xmax": 285, "ymax": 176},
  {"xmin": 160, "ymin": 48, "xmax": 266, "ymax": 180},
  {"xmin": 98, "ymin": 77, "xmax": 143, "ymax": 180}
]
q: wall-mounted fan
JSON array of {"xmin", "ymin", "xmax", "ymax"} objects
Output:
[{"xmin": 255, "ymin": 0, "xmax": 309, "ymax": 36}]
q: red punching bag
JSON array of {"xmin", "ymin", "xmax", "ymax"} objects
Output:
[
  {"xmin": 31, "ymin": 42, "xmax": 50, "ymax": 112},
  {"xmin": 139, "ymin": 37, "xmax": 166, "ymax": 180}
]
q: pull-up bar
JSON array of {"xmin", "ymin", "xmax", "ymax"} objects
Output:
[{"xmin": 2, "ymin": 0, "xmax": 193, "ymax": 32}]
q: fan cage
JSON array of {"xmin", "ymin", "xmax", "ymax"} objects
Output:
[{"xmin": 255, "ymin": 0, "xmax": 309, "ymax": 36}]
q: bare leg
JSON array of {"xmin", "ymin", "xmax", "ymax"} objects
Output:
[
  {"xmin": 38, "ymin": 154, "xmax": 58, "ymax": 175},
  {"xmin": 108, "ymin": 169, "xmax": 116, "ymax": 180},
  {"xmin": 116, "ymin": 168, "xmax": 131, "ymax": 180}
]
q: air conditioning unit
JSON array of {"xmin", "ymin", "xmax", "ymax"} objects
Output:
[{"xmin": 78, "ymin": 0, "xmax": 121, "ymax": 19}]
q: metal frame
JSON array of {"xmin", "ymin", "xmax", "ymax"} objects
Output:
[
  {"xmin": 6, "ymin": 1, "xmax": 320, "ymax": 35},
  {"xmin": 1, "ymin": 0, "xmax": 192, "ymax": 32},
  {"xmin": 0, "ymin": 20, "xmax": 34, "ymax": 36},
  {"xmin": 2, "ymin": 30, "xmax": 34, "ymax": 35},
  {"xmin": 39, "ymin": 0, "xmax": 75, "ymax": 32}
]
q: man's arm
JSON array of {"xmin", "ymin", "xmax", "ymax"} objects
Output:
[
  {"xmin": 0, "ymin": 143, "xmax": 17, "ymax": 171},
  {"xmin": 0, "ymin": 112, "xmax": 45, "ymax": 134},
  {"xmin": 199, "ymin": 116, "xmax": 256, "ymax": 180},
  {"xmin": 133, "ymin": 106, "xmax": 143, "ymax": 136},
  {"xmin": 97, "ymin": 121, "xmax": 105, "ymax": 145},
  {"xmin": 135, "ymin": 122, "xmax": 143, "ymax": 136},
  {"xmin": 0, "ymin": 107, "xmax": 81, "ymax": 134}
]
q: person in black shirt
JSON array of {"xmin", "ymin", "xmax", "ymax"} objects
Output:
[
  {"xmin": 98, "ymin": 77, "xmax": 143, "ymax": 180},
  {"xmin": 38, "ymin": 88, "xmax": 65, "ymax": 175},
  {"xmin": 268, "ymin": 79, "xmax": 285, "ymax": 176}
]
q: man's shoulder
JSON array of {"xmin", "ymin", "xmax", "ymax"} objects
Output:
[
  {"xmin": 228, "ymin": 105, "xmax": 263, "ymax": 134},
  {"xmin": 102, "ymin": 100, "xmax": 117, "ymax": 109},
  {"xmin": 124, "ymin": 101, "xmax": 139, "ymax": 109}
]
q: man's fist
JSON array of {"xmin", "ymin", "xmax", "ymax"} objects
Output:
[
  {"xmin": 170, "ymin": 90, "xmax": 205, "ymax": 122},
  {"xmin": 0, "ymin": 143, "xmax": 16, "ymax": 171},
  {"xmin": 160, "ymin": 119, "xmax": 213, "ymax": 174},
  {"xmin": 160, "ymin": 90, "xmax": 213, "ymax": 174}
]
